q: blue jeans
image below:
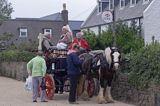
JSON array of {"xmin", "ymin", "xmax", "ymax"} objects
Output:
[
  {"xmin": 68, "ymin": 74, "xmax": 79, "ymax": 102},
  {"xmin": 32, "ymin": 76, "xmax": 46, "ymax": 101}
]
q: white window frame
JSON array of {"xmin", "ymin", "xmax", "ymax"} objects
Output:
[
  {"xmin": 143, "ymin": 0, "xmax": 149, "ymax": 4},
  {"xmin": 120, "ymin": 0, "xmax": 125, "ymax": 9},
  {"xmin": 101, "ymin": 25, "xmax": 109, "ymax": 33},
  {"xmin": 130, "ymin": 0, "xmax": 136, "ymax": 7},
  {"xmin": 44, "ymin": 28, "xmax": 52, "ymax": 35},
  {"xmin": 89, "ymin": 27, "xmax": 99, "ymax": 35},
  {"xmin": 19, "ymin": 28, "xmax": 27, "ymax": 37},
  {"xmin": 97, "ymin": 0, "xmax": 110, "ymax": 13},
  {"xmin": 109, "ymin": 0, "xmax": 114, "ymax": 10}
]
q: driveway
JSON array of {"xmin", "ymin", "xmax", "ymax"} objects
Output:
[{"xmin": 0, "ymin": 76, "xmax": 135, "ymax": 106}]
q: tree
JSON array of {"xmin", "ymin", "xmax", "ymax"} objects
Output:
[{"xmin": 0, "ymin": 0, "xmax": 13, "ymax": 24}]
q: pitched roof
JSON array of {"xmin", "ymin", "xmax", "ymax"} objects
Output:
[
  {"xmin": 40, "ymin": 12, "xmax": 62, "ymax": 21},
  {"xmin": 81, "ymin": 0, "xmax": 152, "ymax": 28},
  {"xmin": 15, "ymin": 12, "xmax": 83, "ymax": 31},
  {"xmin": 69, "ymin": 20, "xmax": 83, "ymax": 30}
]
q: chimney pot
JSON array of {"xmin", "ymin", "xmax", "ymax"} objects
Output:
[{"xmin": 63, "ymin": 3, "xmax": 66, "ymax": 10}]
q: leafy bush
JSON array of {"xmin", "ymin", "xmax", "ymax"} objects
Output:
[
  {"xmin": 116, "ymin": 23, "xmax": 144, "ymax": 54},
  {"xmin": 84, "ymin": 29, "xmax": 113, "ymax": 50},
  {"xmin": 123, "ymin": 42, "xmax": 160, "ymax": 89},
  {"xmin": 0, "ymin": 50, "xmax": 35, "ymax": 62},
  {"xmin": 83, "ymin": 23, "xmax": 144, "ymax": 54}
]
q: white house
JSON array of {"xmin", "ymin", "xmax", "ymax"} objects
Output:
[
  {"xmin": 143, "ymin": 0, "xmax": 160, "ymax": 44},
  {"xmin": 81, "ymin": 0, "xmax": 160, "ymax": 44}
]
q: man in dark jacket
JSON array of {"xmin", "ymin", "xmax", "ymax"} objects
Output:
[{"xmin": 67, "ymin": 43, "xmax": 82, "ymax": 104}]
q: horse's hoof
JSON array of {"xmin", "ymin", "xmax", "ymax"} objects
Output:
[
  {"xmin": 82, "ymin": 98, "xmax": 90, "ymax": 101},
  {"xmin": 97, "ymin": 99, "xmax": 106, "ymax": 104},
  {"xmin": 98, "ymin": 101, "xmax": 106, "ymax": 104},
  {"xmin": 107, "ymin": 100, "xmax": 114, "ymax": 103}
]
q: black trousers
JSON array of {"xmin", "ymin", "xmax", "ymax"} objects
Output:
[{"xmin": 68, "ymin": 74, "xmax": 79, "ymax": 102}]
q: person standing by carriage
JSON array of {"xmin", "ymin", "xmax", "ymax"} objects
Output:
[
  {"xmin": 27, "ymin": 51, "xmax": 48, "ymax": 102},
  {"xmin": 67, "ymin": 43, "xmax": 82, "ymax": 104}
]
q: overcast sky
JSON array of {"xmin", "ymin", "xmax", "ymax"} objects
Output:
[{"xmin": 8, "ymin": 0, "xmax": 97, "ymax": 21}]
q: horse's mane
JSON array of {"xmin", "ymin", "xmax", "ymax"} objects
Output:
[{"xmin": 104, "ymin": 47, "xmax": 112, "ymax": 68}]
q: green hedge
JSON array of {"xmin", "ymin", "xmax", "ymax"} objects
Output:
[
  {"xmin": 83, "ymin": 23, "xmax": 144, "ymax": 54},
  {"xmin": 0, "ymin": 50, "xmax": 35, "ymax": 62},
  {"xmin": 122, "ymin": 42, "xmax": 160, "ymax": 89}
]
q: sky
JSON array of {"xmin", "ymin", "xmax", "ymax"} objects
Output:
[{"xmin": 7, "ymin": 0, "xmax": 97, "ymax": 21}]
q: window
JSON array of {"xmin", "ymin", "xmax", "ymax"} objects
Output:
[
  {"xmin": 19, "ymin": 28, "xmax": 27, "ymax": 37},
  {"xmin": 97, "ymin": 0, "xmax": 110, "ymax": 13},
  {"xmin": 101, "ymin": 25, "xmax": 109, "ymax": 33},
  {"xmin": 44, "ymin": 28, "xmax": 52, "ymax": 35},
  {"xmin": 130, "ymin": 0, "xmax": 136, "ymax": 7},
  {"xmin": 120, "ymin": 0, "xmax": 125, "ymax": 9},
  {"xmin": 143, "ymin": 0, "xmax": 149, "ymax": 4},
  {"xmin": 89, "ymin": 27, "xmax": 99, "ymax": 35},
  {"xmin": 109, "ymin": 0, "xmax": 114, "ymax": 10}
]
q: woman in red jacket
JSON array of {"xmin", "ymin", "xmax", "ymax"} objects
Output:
[{"xmin": 72, "ymin": 32, "xmax": 90, "ymax": 51}]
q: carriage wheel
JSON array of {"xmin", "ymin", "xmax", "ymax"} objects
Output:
[
  {"xmin": 87, "ymin": 78, "xmax": 95, "ymax": 98},
  {"xmin": 45, "ymin": 75, "xmax": 55, "ymax": 100}
]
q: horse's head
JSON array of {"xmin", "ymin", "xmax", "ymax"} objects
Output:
[{"xmin": 104, "ymin": 47, "xmax": 121, "ymax": 71}]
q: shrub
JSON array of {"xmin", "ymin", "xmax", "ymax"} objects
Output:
[
  {"xmin": 0, "ymin": 50, "xmax": 35, "ymax": 62},
  {"xmin": 83, "ymin": 23, "xmax": 144, "ymax": 54},
  {"xmin": 116, "ymin": 23, "xmax": 144, "ymax": 54},
  {"xmin": 123, "ymin": 42, "xmax": 160, "ymax": 89}
]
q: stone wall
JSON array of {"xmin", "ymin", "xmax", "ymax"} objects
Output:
[
  {"xmin": 112, "ymin": 73, "xmax": 160, "ymax": 106},
  {"xmin": 0, "ymin": 62, "xmax": 28, "ymax": 81}
]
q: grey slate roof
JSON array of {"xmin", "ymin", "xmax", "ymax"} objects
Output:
[
  {"xmin": 81, "ymin": 0, "xmax": 152, "ymax": 28},
  {"xmin": 69, "ymin": 20, "xmax": 83, "ymax": 30},
  {"xmin": 40, "ymin": 13, "xmax": 83, "ymax": 30},
  {"xmin": 40, "ymin": 12, "xmax": 62, "ymax": 21},
  {"xmin": 15, "ymin": 13, "xmax": 83, "ymax": 31}
]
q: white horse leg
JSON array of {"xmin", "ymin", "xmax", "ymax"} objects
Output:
[
  {"xmin": 107, "ymin": 86, "xmax": 114, "ymax": 103},
  {"xmin": 77, "ymin": 75, "xmax": 85, "ymax": 96},
  {"xmin": 80, "ymin": 80, "xmax": 90, "ymax": 101},
  {"xmin": 104, "ymin": 86, "xmax": 109, "ymax": 102},
  {"xmin": 96, "ymin": 87, "xmax": 106, "ymax": 104}
]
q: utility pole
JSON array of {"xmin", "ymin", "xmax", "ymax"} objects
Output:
[
  {"xmin": 101, "ymin": 0, "xmax": 116, "ymax": 46},
  {"xmin": 112, "ymin": 1, "xmax": 116, "ymax": 47}
]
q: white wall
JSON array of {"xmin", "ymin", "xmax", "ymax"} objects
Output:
[
  {"xmin": 89, "ymin": 26, "xmax": 99, "ymax": 35},
  {"xmin": 101, "ymin": 25, "xmax": 109, "ymax": 33},
  {"xmin": 143, "ymin": 0, "xmax": 160, "ymax": 44}
]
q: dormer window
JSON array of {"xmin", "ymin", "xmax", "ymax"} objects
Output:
[
  {"xmin": 143, "ymin": 0, "xmax": 149, "ymax": 4},
  {"xmin": 109, "ymin": 0, "xmax": 114, "ymax": 10},
  {"xmin": 120, "ymin": 0, "xmax": 125, "ymax": 9},
  {"xmin": 130, "ymin": 0, "xmax": 136, "ymax": 7},
  {"xmin": 97, "ymin": 0, "xmax": 109, "ymax": 13}
]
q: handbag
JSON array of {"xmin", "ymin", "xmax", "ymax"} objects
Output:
[
  {"xmin": 25, "ymin": 76, "xmax": 32, "ymax": 91},
  {"xmin": 40, "ymin": 78, "xmax": 47, "ymax": 90}
]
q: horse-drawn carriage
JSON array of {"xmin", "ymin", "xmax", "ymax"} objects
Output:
[
  {"xmin": 43, "ymin": 48, "xmax": 97, "ymax": 100},
  {"xmin": 43, "ymin": 47, "xmax": 121, "ymax": 104}
]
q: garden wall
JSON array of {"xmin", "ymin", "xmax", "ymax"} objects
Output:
[
  {"xmin": 112, "ymin": 73, "xmax": 160, "ymax": 106},
  {"xmin": 0, "ymin": 62, "xmax": 28, "ymax": 81}
]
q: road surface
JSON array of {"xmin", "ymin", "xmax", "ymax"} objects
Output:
[{"xmin": 0, "ymin": 76, "xmax": 135, "ymax": 106}]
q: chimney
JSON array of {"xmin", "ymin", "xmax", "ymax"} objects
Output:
[{"xmin": 61, "ymin": 3, "xmax": 68, "ymax": 26}]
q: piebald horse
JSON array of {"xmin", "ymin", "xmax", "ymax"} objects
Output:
[{"xmin": 77, "ymin": 47, "xmax": 121, "ymax": 104}]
